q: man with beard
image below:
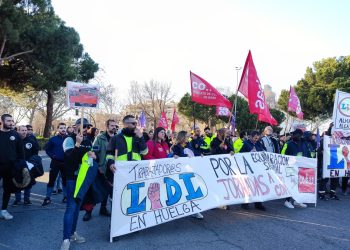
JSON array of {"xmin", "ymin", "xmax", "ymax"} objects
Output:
[
  {"xmin": 210, "ymin": 128, "xmax": 234, "ymax": 155},
  {"xmin": 203, "ymin": 127, "xmax": 215, "ymax": 153},
  {"xmin": 13, "ymin": 125, "xmax": 40, "ymax": 206},
  {"xmin": 0, "ymin": 114, "xmax": 24, "ymax": 219},
  {"xmin": 42, "ymin": 123, "xmax": 67, "ymax": 206},
  {"xmin": 107, "ymin": 115, "xmax": 148, "ymax": 174},
  {"xmin": 82, "ymin": 119, "xmax": 118, "ymax": 221}
]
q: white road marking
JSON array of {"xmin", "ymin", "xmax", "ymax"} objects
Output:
[{"xmin": 232, "ymin": 210, "xmax": 349, "ymax": 231}]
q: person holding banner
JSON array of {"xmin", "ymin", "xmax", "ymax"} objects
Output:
[
  {"xmin": 304, "ymin": 131, "xmax": 317, "ymax": 158},
  {"xmin": 171, "ymin": 131, "xmax": 203, "ymax": 219},
  {"xmin": 143, "ymin": 127, "xmax": 170, "ymax": 160},
  {"xmin": 203, "ymin": 127, "xmax": 215, "ymax": 152},
  {"xmin": 210, "ymin": 128, "xmax": 234, "ymax": 155},
  {"xmin": 281, "ymin": 129, "xmax": 309, "ymax": 208},
  {"xmin": 107, "ymin": 115, "xmax": 148, "ymax": 173},
  {"xmin": 317, "ymin": 132, "xmax": 340, "ymax": 200},
  {"xmin": 190, "ymin": 127, "xmax": 209, "ymax": 156},
  {"xmin": 261, "ymin": 126, "xmax": 280, "ymax": 154},
  {"xmin": 171, "ymin": 131, "xmax": 194, "ymax": 158},
  {"xmin": 239, "ymin": 130, "xmax": 266, "ymax": 211}
]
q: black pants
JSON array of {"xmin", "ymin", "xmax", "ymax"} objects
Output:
[
  {"xmin": 319, "ymin": 178, "xmax": 338, "ymax": 192},
  {"xmin": 46, "ymin": 160, "xmax": 66, "ymax": 199},
  {"xmin": 342, "ymin": 177, "xmax": 349, "ymax": 192},
  {"xmin": 47, "ymin": 160, "xmax": 66, "ymax": 188},
  {"xmin": 0, "ymin": 164, "xmax": 12, "ymax": 210}
]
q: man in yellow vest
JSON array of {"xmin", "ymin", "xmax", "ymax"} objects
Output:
[
  {"xmin": 203, "ymin": 127, "xmax": 215, "ymax": 152},
  {"xmin": 234, "ymin": 131, "xmax": 247, "ymax": 153},
  {"xmin": 107, "ymin": 115, "xmax": 148, "ymax": 174}
]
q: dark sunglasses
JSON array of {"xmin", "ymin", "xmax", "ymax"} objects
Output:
[{"xmin": 126, "ymin": 122, "xmax": 137, "ymax": 126}]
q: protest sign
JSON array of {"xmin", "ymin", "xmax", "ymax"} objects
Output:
[
  {"xmin": 322, "ymin": 135, "xmax": 350, "ymax": 178},
  {"xmin": 216, "ymin": 106, "xmax": 231, "ymax": 117},
  {"xmin": 332, "ymin": 90, "xmax": 350, "ymax": 137},
  {"xmin": 66, "ymin": 81, "xmax": 100, "ymax": 108},
  {"xmin": 110, "ymin": 152, "xmax": 316, "ymax": 240}
]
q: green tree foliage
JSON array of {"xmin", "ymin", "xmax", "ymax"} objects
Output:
[
  {"xmin": 177, "ymin": 93, "xmax": 221, "ymax": 127},
  {"xmin": 0, "ymin": 0, "xmax": 98, "ymax": 137},
  {"xmin": 178, "ymin": 93, "xmax": 285, "ymax": 133},
  {"xmin": 278, "ymin": 56, "xmax": 350, "ymax": 121}
]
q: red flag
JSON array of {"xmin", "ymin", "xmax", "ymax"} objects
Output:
[
  {"xmin": 238, "ymin": 50, "xmax": 278, "ymax": 126},
  {"xmin": 171, "ymin": 108, "xmax": 179, "ymax": 132},
  {"xmin": 158, "ymin": 112, "xmax": 168, "ymax": 129},
  {"xmin": 258, "ymin": 111, "xmax": 278, "ymax": 126},
  {"xmin": 190, "ymin": 71, "xmax": 232, "ymax": 108},
  {"xmin": 288, "ymin": 86, "xmax": 304, "ymax": 120}
]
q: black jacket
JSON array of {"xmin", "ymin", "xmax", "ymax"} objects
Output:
[
  {"xmin": 210, "ymin": 137, "xmax": 234, "ymax": 155},
  {"xmin": 107, "ymin": 129, "xmax": 148, "ymax": 164},
  {"xmin": 64, "ymin": 136, "xmax": 92, "ymax": 180},
  {"xmin": 240, "ymin": 139, "xmax": 266, "ymax": 153},
  {"xmin": 23, "ymin": 136, "xmax": 39, "ymax": 160},
  {"xmin": 0, "ymin": 130, "xmax": 24, "ymax": 165}
]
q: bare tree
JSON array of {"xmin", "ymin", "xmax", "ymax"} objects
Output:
[
  {"xmin": 38, "ymin": 88, "xmax": 72, "ymax": 122},
  {"xmin": 99, "ymin": 83, "xmax": 122, "ymax": 115},
  {"xmin": 128, "ymin": 80, "xmax": 173, "ymax": 129}
]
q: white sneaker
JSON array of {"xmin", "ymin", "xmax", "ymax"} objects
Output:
[
  {"xmin": 0, "ymin": 210, "xmax": 13, "ymax": 220},
  {"xmin": 60, "ymin": 239, "xmax": 70, "ymax": 250},
  {"xmin": 70, "ymin": 232, "xmax": 86, "ymax": 243},
  {"xmin": 284, "ymin": 201, "xmax": 294, "ymax": 209},
  {"xmin": 192, "ymin": 213, "xmax": 204, "ymax": 219},
  {"xmin": 293, "ymin": 201, "xmax": 307, "ymax": 208}
]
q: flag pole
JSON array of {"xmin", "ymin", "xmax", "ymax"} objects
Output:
[
  {"xmin": 255, "ymin": 117, "xmax": 259, "ymax": 130},
  {"xmin": 284, "ymin": 112, "xmax": 290, "ymax": 137},
  {"xmin": 228, "ymin": 67, "xmax": 242, "ymax": 131},
  {"xmin": 192, "ymin": 103, "xmax": 196, "ymax": 130},
  {"xmin": 80, "ymin": 107, "xmax": 85, "ymax": 136}
]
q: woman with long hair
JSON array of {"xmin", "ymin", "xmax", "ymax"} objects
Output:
[
  {"xmin": 171, "ymin": 131, "xmax": 194, "ymax": 158},
  {"xmin": 143, "ymin": 127, "xmax": 170, "ymax": 160}
]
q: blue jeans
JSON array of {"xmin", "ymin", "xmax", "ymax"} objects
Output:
[
  {"xmin": 63, "ymin": 180, "xmax": 81, "ymax": 240},
  {"xmin": 56, "ymin": 173, "xmax": 62, "ymax": 190},
  {"xmin": 15, "ymin": 187, "xmax": 31, "ymax": 202}
]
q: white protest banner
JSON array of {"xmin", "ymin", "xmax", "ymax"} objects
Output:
[
  {"xmin": 322, "ymin": 135, "xmax": 350, "ymax": 178},
  {"xmin": 66, "ymin": 81, "xmax": 100, "ymax": 108},
  {"xmin": 110, "ymin": 152, "xmax": 316, "ymax": 240},
  {"xmin": 332, "ymin": 89, "xmax": 350, "ymax": 137}
]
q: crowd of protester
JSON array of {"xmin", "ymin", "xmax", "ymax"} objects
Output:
[{"xmin": 0, "ymin": 113, "xmax": 349, "ymax": 250}]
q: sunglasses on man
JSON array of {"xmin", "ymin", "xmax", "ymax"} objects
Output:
[{"xmin": 126, "ymin": 122, "xmax": 137, "ymax": 126}]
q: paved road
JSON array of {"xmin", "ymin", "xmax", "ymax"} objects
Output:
[{"xmin": 1, "ymin": 153, "xmax": 350, "ymax": 250}]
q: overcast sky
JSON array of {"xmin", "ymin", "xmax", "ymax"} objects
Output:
[{"xmin": 52, "ymin": 0, "xmax": 350, "ymax": 102}]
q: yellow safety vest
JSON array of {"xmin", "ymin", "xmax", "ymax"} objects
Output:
[
  {"xmin": 116, "ymin": 136, "xmax": 141, "ymax": 161},
  {"xmin": 74, "ymin": 152, "xmax": 89, "ymax": 198}
]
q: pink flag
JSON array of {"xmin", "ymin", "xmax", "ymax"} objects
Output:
[
  {"xmin": 238, "ymin": 50, "xmax": 278, "ymax": 126},
  {"xmin": 171, "ymin": 109, "xmax": 179, "ymax": 132},
  {"xmin": 288, "ymin": 86, "xmax": 304, "ymax": 120},
  {"xmin": 216, "ymin": 106, "xmax": 231, "ymax": 117},
  {"xmin": 158, "ymin": 112, "xmax": 168, "ymax": 129},
  {"xmin": 190, "ymin": 71, "xmax": 232, "ymax": 108}
]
